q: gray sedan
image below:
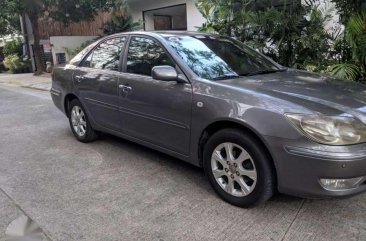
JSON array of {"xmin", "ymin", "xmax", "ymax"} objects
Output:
[{"xmin": 51, "ymin": 31, "xmax": 366, "ymax": 207}]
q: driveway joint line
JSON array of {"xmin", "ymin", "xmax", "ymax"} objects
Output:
[
  {"xmin": 0, "ymin": 187, "xmax": 54, "ymax": 241},
  {"xmin": 280, "ymin": 199, "xmax": 305, "ymax": 241}
]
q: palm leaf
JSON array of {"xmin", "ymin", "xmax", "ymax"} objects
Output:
[
  {"xmin": 345, "ymin": 12, "xmax": 366, "ymax": 64},
  {"xmin": 330, "ymin": 63, "xmax": 361, "ymax": 80}
]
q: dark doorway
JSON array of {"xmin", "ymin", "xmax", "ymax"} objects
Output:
[
  {"xmin": 143, "ymin": 4, "xmax": 187, "ymax": 31},
  {"xmin": 153, "ymin": 15, "xmax": 172, "ymax": 30}
]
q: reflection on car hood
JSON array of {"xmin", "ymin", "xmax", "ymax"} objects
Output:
[{"xmin": 220, "ymin": 69, "xmax": 366, "ymax": 123}]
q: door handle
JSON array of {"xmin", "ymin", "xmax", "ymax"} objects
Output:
[
  {"xmin": 74, "ymin": 75, "xmax": 85, "ymax": 82},
  {"xmin": 119, "ymin": 84, "xmax": 132, "ymax": 92}
]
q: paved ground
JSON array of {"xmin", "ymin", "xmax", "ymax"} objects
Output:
[
  {"xmin": 0, "ymin": 190, "xmax": 23, "ymax": 239},
  {"xmin": 0, "ymin": 84, "xmax": 365, "ymax": 241},
  {"xmin": 0, "ymin": 73, "xmax": 51, "ymax": 91}
]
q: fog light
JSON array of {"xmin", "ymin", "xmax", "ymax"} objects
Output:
[{"xmin": 320, "ymin": 177, "xmax": 365, "ymax": 191}]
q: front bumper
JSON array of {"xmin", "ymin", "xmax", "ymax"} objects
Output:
[{"xmin": 265, "ymin": 136, "xmax": 366, "ymax": 198}]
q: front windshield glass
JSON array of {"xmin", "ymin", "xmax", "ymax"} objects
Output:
[{"xmin": 165, "ymin": 35, "xmax": 281, "ymax": 80}]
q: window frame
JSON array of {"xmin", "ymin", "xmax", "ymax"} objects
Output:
[
  {"xmin": 76, "ymin": 33, "xmax": 190, "ymax": 83},
  {"xmin": 78, "ymin": 35, "xmax": 128, "ymax": 72},
  {"xmin": 121, "ymin": 34, "xmax": 180, "ymax": 77}
]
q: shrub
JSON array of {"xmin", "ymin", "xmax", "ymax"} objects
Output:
[
  {"xmin": 3, "ymin": 54, "xmax": 30, "ymax": 74},
  {"xmin": 0, "ymin": 61, "xmax": 7, "ymax": 73},
  {"xmin": 102, "ymin": 14, "xmax": 141, "ymax": 35},
  {"xmin": 3, "ymin": 38, "xmax": 22, "ymax": 57}
]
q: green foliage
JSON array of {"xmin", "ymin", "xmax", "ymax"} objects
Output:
[
  {"xmin": 64, "ymin": 40, "xmax": 96, "ymax": 60},
  {"xmin": 196, "ymin": 0, "xmax": 335, "ymax": 69},
  {"xmin": 0, "ymin": 0, "xmax": 124, "ymax": 74},
  {"xmin": 0, "ymin": 14, "xmax": 21, "ymax": 36},
  {"xmin": 0, "ymin": 62, "xmax": 7, "ymax": 73},
  {"xmin": 330, "ymin": 63, "xmax": 360, "ymax": 80},
  {"xmin": 330, "ymin": 12, "xmax": 366, "ymax": 81},
  {"xmin": 3, "ymin": 54, "xmax": 30, "ymax": 73},
  {"xmin": 0, "ymin": 0, "xmax": 119, "ymax": 24},
  {"xmin": 3, "ymin": 38, "xmax": 31, "ymax": 73},
  {"xmin": 346, "ymin": 12, "xmax": 366, "ymax": 66},
  {"xmin": 3, "ymin": 54, "xmax": 21, "ymax": 70},
  {"xmin": 330, "ymin": 0, "xmax": 365, "ymax": 24},
  {"xmin": 3, "ymin": 38, "xmax": 22, "ymax": 57},
  {"xmin": 196, "ymin": 0, "xmax": 365, "ymax": 82},
  {"xmin": 102, "ymin": 14, "xmax": 141, "ymax": 35}
]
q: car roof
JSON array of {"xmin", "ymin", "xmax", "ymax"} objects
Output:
[{"xmin": 107, "ymin": 30, "xmax": 218, "ymax": 39}]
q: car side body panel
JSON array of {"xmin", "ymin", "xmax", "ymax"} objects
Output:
[{"xmin": 51, "ymin": 31, "xmax": 366, "ymax": 199}]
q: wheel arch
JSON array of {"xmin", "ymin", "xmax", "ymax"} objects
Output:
[
  {"xmin": 198, "ymin": 119, "xmax": 277, "ymax": 175},
  {"xmin": 64, "ymin": 93, "xmax": 79, "ymax": 118}
]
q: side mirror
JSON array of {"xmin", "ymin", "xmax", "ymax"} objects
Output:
[{"xmin": 152, "ymin": 65, "xmax": 188, "ymax": 83}]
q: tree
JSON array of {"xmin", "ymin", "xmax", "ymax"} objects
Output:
[
  {"xmin": 0, "ymin": 14, "xmax": 21, "ymax": 36},
  {"xmin": 330, "ymin": 0, "xmax": 365, "ymax": 24},
  {"xmin": 0, "ymin": 0, "xmax": 119, "ymax": 75},
  {"xmin": 331, "ymin": 12, "xmax": 366, "ymax": 81},
  {"xmin": 3, "ymin": 38, "xmax": 22, "ymax": 57},
  {"xmin": 102, "ymin": 14, "xmax": 141, "ymax": 35},
  {"xmin": 196, "ymin": 0, "xmax": 334, "ymax": 69},
  {"xmin": 101, "ymin": 0, "xmax": 141, "ymax": 35}
]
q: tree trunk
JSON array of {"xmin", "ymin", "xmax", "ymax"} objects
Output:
[
  {"xmin": 21, "ymin": 13, "xmax": 31, "ymax": 60},
  {"xmin": 28, "ymin": 13, "xmax": 44, "ymax": 75}
]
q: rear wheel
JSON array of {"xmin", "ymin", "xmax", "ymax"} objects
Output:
[
  {"xmin": 68, "ymin": 99, "xmax": 98, "ymax": 143},
  {"xmin": 203, "ymin": 128, "xmax": 275, "ymax": 207}
]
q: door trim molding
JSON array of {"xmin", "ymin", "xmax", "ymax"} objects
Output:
[
  {"xmin": 118, "ymin": 106, "xmax": 189, "ymax": 130},
  {"xmin": 84, "ymin": 97, "xmax": 119, "ymax": 111}
]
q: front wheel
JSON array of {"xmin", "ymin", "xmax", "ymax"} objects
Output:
[
  {"xmin": 68, "ymin": 99, "xmax": 99, "ymax": 143},
  {"xmin": 203, "ymin": 128, "xmax": 275, "ymax": 208}
]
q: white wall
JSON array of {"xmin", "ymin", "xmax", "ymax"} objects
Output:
[
  {"xmin": 50, "ymin": 36, "xmax": 97, "ymax": 64},
  {"xmin": 128, "ymin": 0, "xmax": 205, "ymax": 31},
  {"xmin": 143, "ymin": 11, "xmax": 155, "ymax": 31}
]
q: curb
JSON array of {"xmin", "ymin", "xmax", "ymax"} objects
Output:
[{"xmin": 21, "ymin": 85, "xmax": 51, "ymax": 92}]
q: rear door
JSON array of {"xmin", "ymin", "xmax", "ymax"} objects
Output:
[
  {"xmin": 73, "ymin": 36, "xmax": 127, "ymax": 131},
  {"xmin": 118, "ymin": 36, "xmax": 193, "ymax": 155}
]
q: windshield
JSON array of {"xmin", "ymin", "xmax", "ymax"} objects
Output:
[{"xmin": 165, "ymin": 35, "xmax": 281, "ymax": 80}]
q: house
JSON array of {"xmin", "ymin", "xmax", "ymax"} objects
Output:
[
  {"xmin": 21, "ymin": 0, "xmax": 206, "ymax": 72},
  {"xmin": 127, "ymin": 0, "xmax": 205, "ymax": 31},
  {"xmin": 126, "ymin": 0, "xmax": 298, "ymax": 32},
  {"xmin": 21, "ymin": 11, "xmax": 112, "ymax": 72},
  {"xmin": 21, "ymin": 0, "xmax": 303, "ymax": 72}
]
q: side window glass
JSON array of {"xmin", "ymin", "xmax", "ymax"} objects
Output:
[
  {"xmin": 80, "ymin": 53, "xmax": 92, "ymax": 67},
  {"xmin": 81, "ymin": 37, "xmax": 126, "ymax": 71},
  {"xmin": 126, "ymin": 37, "xmax": 174, "ymax": 76},
  {"xmin": 71, "ymin": 42, "xmax": 97, "ymax": 65}
]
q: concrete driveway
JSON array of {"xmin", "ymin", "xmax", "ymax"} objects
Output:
[
  {"xmin": 0, "ymin": 73, "xmax": 51, "ymax": 91},
  {"xmin": 0, "ymin": 85, "xmax": 365, "ymax": 241}
]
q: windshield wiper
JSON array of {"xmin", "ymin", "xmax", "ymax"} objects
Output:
[
  {"xmin": 241, "ymin": 68, "xmax": 287, "ymax": 77},
  {"xmin": 212, "ymin": 75, "xmax": 241, "ymax": 80}
]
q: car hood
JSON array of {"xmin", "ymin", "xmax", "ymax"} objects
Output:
[{"xmin": 220, "ymin": 69, "xmax": 366, "ymax": 123}]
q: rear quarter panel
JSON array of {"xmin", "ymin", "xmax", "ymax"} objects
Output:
[{"xmin": 51, "ymin": 64, "xmax": 76, "ymax": 115}]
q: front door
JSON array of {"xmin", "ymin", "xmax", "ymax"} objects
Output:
[
  {"xmin": 73, "ymin": 37, "xmax": 126, "ymax": 131},
  {"xmin": 119, "ymin": 36, "xmax": 192, "ymax": 155}
]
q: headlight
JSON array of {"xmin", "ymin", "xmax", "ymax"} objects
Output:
[{"xmin": 285, "ymin": 114, "xmax": 366, "ymax": 145}]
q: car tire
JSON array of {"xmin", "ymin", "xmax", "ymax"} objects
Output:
[
  {"xmin": 68, "ymin": 99, "xmax": 99, "ymax": 143},
  {"xmin": 203, "ymin": 128, "xmax": 275, "ymax": 208}
]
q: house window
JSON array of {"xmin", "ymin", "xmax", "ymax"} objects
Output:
[
  {"xmin": 56, "ymin": 53, "xmax": 66, "ymax": 64},
  {"xmin": 143, "ymin": 4, "xmax": 187, "ymax": 31}
]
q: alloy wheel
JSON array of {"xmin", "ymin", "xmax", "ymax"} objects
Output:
[
  {"xmin": 211, "ymin": 142, "xmax": 257, "ymax": 197},
  {"xmin": 70, "ymin": 106, "xmax": 87, "ymax": 137}
]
